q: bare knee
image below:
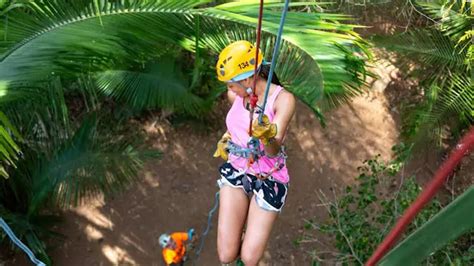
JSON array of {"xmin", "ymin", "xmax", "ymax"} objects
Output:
[
  {"xmin": 217, "ymin": 245, "xmax": 239, "ymax": 264},
  {"xmin": 240, "ymin": 245, "xmax": 262, "ymax": 266},
  {"xmin": 217, "ymin": 234, "xmax": 240, "ymax": 263}
]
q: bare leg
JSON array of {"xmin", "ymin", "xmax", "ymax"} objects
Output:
[
  {"xmin": 240, "ymin": 195, "xmax": 278, "ymax": 266},
  {"xmin": 217, "ymin": 185, "xmax": 249, "ymax": 263}
]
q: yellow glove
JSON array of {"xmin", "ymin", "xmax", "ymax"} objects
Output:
[
  {"xmin": 213, "ymin": 132, "xmax": 232, "ymax": 161},
  {"xmin": 252, "ymin": 114, "xmax": 277, "ymax": 145}
]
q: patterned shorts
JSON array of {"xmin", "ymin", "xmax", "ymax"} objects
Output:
[{"xmin": 217, "ymin": 163, "xmax": 289, "ymax": 212}]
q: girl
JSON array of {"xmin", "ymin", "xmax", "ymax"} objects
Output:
[{"xmin": 213, "ymin": 40, "xmax": 296, "ymax": 266}]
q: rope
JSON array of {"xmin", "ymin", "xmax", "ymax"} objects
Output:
[
  {"xmin": 246, "ymin": 0, "xmax": 290, "ymax": 166},
  {"xmin": 193, "ymin": 191, "xmax": 220, "ymax": 266},
  {"xmin": 247, "ymin": 0, "xmax": 264, "ymax": 137},
  {"xmin": 259, "ymin": 0, "xmax": 290, "ymax": 123},
  {"xmin": 0, "ymin": 218, "xmax": 46, "ymax": 266},
  {"xmin": 366, "ymin": 127, "xmax": 474, "ymax": 265}
]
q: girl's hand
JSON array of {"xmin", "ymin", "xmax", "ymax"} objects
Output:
[
  {"xmin": 213, "ymin": 132, "xmax": 232, "ymax": 161},
  {"xmin": 251, "ymin": 114, "xmax": 277, "ymax": 145}
]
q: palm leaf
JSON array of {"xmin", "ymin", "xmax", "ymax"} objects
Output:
[
  {"xmin": 375, "ymin": 3, "xmax": 472, "ymax": 145},
  {"xmin": 0, "ymin": 0, "xmax": 370, "ymax": 120},
  {"xmin": 380, "ymin": 187, "xmax": 474, "ymax": 266},
  {"xmin": 430, "ymin": 74, "xmax": 473, "ymax": 126},
  {"xmin": 0, "ymin": 0, "xmax": 207, "ymax": 83},
  {"xmin": 0, "ymin": 111, "xmax": 21, "ymax": 178},
  {"xmin": 2, "ymin": 78, "xmax": 73, "ymax": 153},
  {"xmin": 374, "ymin": 29, "xmax": 467, "ymax": 79},
  {"xmin": 1, "ymin": 78, "xmax": 160, "ymax": 212},
  {"xmin": 458, "ymin": 29, "xmax": 473, "ymax": 45},
  {"xmin": 95, "ymin": 53, "xmax": 206, "ymax": 114},
  {"xmin": 457, "ymin": 29, "xmax": 473, "ymax": 59},
  {"xmin": 402, "ymin": 74, "xmax": 473, "ymax": 144},
  {"xmin": 0, "ymin": 74, "xmax": 160, "ymax": 263},
  {"xmin": 418, "ymin": 0, "xmax": 473, "ymax": 42},
  {"xmin": 28, "ymin": 115, "xmax": 159, "ymax": 213}
]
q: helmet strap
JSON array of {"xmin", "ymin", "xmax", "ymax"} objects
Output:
[{"xmin": 234, "ymin": 81, "xmax": 253, "ymax": 96}]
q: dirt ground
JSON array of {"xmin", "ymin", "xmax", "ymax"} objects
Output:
[
  {"xmin": 7, "ymin": 57, "xmax": 403, "ymax": 266},
  {"xmin": 49, "ymin": 98, "xmax": 398, "ymax": 266},
  {"xmin": 6, "ymin": 59, "xmax": 471, "ymax": 266}
]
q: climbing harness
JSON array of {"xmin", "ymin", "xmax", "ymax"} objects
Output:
[
  {"xmin": 227, "ymin": 139, "xmax": 265, "ymax": 162},
  {"xmin": 257, "ymin": 146, "xmax": 288, "ymax": 180},
  {"xmin": 0, "ymin": 218, "xmax": 46, "ymax": 266},
  {"xmin": 226, "ymin": 140, "xmax": 287, "ymax": 178},
  {"xmin": 228, "ymin": 141, "xmax": 288, "ymax": 191}
]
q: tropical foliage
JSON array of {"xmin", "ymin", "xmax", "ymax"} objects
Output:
[
  {"xmin": 301, "ymin": 1, "xmax": 473, "ymax": 264},
  {"xmin": 375, "ymin": 0, "xmax": 473, "ymax": 145},
  {"xmin": 0, "ymin": 112, "xmax": 20, "ymax": 178},
  {"xmin": 0, "ymin": 77, "xmax": 160, "ymax": 263},
  {"xmin": 380, "ymin": 187, "xmax": 474, "ymax": 266},
  {"xmin": 302, "ymin": 148, "xmax": 473, "ymax": 265},
  {"xmin": 0, "ymin": 0, "xmax": 371, "ymax": 117},
  {"xmin": 0, "ymin": 0, "xmax": 371, "ymax": 263}
]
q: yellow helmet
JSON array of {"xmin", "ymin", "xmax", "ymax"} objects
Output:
[{"xmin": 216, "ymin": 40, "xmax": 264, "ymax": 82}]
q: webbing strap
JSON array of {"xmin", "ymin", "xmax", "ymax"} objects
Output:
[
  {"xmin": 227, "ymin": 140, "xmax": 264, "ymax": 160},
  {"xmin": 227, "ymin": 140, "xmax": 287, "ymax": 177}
]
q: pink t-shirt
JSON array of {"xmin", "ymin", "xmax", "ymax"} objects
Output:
[{"xmin": 226, "ymin": 86, "xmax": 290, "ymax": 183}]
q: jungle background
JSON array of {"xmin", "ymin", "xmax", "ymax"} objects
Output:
[{"xmin": 0, "ymin": 0, "xmax": 472, "ymax": 265}]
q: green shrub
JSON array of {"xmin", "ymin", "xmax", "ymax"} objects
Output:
[{"xmin": 303, "ymin": 144, "xmax": 473, "ymax": 265}]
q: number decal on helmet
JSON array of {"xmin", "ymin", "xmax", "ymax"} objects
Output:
[{"xmin": 238, "ymin": 61, "xmax": 250, "ymax": 70}]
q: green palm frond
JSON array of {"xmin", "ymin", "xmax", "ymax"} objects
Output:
[
  {"xmin": 418, "ymin": 0, "xmax": 473, "ymax": 42},
  {"xmin": 96, "ymin": 53, "xmax": 205, "ymax": 114},
  {"xmin": 27, "ymin": 115, "xmax": 159, "ymax": 213},
  {"xmin": 1, "ymin": 78, "xmax": 159, "ymax": 212},
  {"xmin": 376, "ymin": 12, "xmax": 472, "ymax": 142},
  {"xmin": 431, "ymin": 74, "xmax": 473, "ymax": 124},
  {"xmin": 380, "ymin": 187, "xmax": 474, "ymax": 266},
  {"xmin": 0, "ymin": 74, "xmax": 160, "ymax": 263},
  {"xmin": 0, "ymin": 0, "xmax": 370, "ymax": 120},
  {"xmin": 376, "ymin": 2, "xmax": 472, "ymax": 145},
  {"xmin": 3, "ymin": 79, "xmax": 73, "ymax": 151},
  {"xmin": 375, "ymin": 29, "xmax": 467, "ymax": 78},
  {"xmin": 466, "ymin": 40, "xmax": 474, "ymax": 68},
  {"xmin": 0, "ymin": 112, "xmax": 21, "ymax": 178},
  {"xmin": 0, "ymin": 0, "xmax": 207, "ymax": 83},
  {"xmin": 402, "ymin": 74, "xmax": 473, "ymax": 143},
  {"xmin": 457, "ymin": 29, "xmax": 473, "ymax": 58},
  {"xmin": 458, "ymin": 30, "xmax": 473, "ymax": 45}
]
